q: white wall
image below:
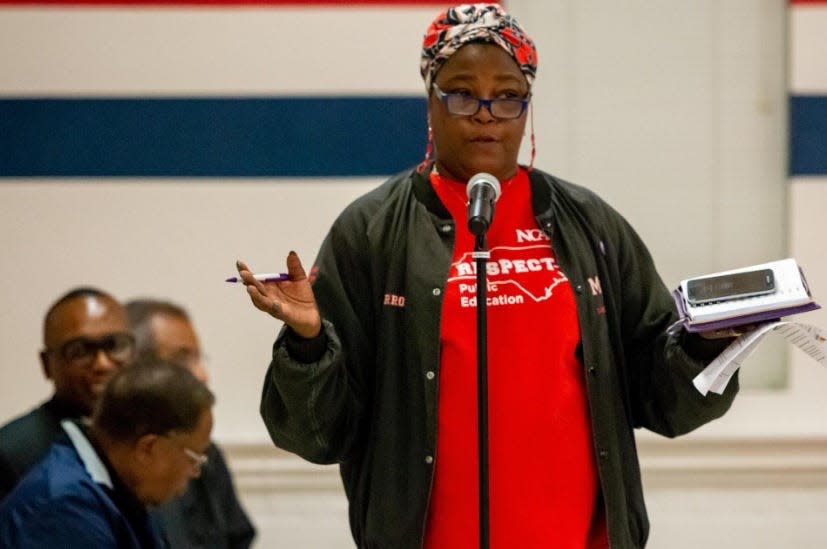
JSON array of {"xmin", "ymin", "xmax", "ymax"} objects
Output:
[
  {"xmin": 2, "ymin": 2, "xmax": 826, "ymax": 548},
  {"xmin": 0, "ymin": 5, "xmax": 439, "ymax": 442}
]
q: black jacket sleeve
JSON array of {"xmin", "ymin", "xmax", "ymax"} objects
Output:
[
  {"xmin": 606, "ymin": 203, "xmax": 739, "ymax": 437},
  {"xmin": 260, "ymin": 199, "xmax": 376, "ymax": 465}
]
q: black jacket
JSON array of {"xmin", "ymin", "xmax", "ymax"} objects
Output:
[
  {"xmin": 0, "ymin": 397, "xmax": 77, "ymax": 502},
  {"xmin": 155, "ymin": 443, "xmax": 256, "ymax": 549},
  {"xmin": 260, "ymin": 166, "xmax": 739, "ymax": 548}
]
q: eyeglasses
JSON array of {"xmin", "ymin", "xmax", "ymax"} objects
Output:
[
  {"xmin": 46, "ymin": 333, "xmax": 136, "ymax": 367},
  {"xmin": 163, "ymin": 435, "xmax": 209, "ymax": 470},
  {"xmin": 166, "ymin": 349, "xmax": 207, "ymax": 371},
  {"xmin": 181, "ymin": 446, "xmax": 209, "ymax": 470},
  {"xmin": 432, "ymin": 84, "xmax": 530, "ymax": 119}
]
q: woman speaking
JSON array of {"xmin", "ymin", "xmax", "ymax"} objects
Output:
[{"xmin": 235, "ymin": 4, "xmax": 739, "ymax": 548}]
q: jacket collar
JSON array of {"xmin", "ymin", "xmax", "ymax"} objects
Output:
[
  {"xmin": 61, "ymin": 419, "xmax": 113, "ymax": 489},
  {"xmin": 410, "ymin": 163, "xmax": 556, "ymax": 223}
]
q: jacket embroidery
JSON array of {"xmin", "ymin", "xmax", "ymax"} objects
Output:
[{"xmin": 383, "ymin": 293, "xmax": 406, "ymax": 308}]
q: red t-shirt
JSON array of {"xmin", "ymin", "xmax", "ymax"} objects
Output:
[{"xmin": 424, "ymin": 168, "xmax": 608, "ymax": 548}]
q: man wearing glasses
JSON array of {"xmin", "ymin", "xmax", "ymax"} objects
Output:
[
  {"xmin": 0, "ymin": 287, "xmax": 135, "ymax": 501},
  {"xmin": 0, "ymin": 360, "xmax": 215, "ymax": 548},
  {"xmin": 126, "ymin": 298, "xmax": 256, "ymax": 549}
]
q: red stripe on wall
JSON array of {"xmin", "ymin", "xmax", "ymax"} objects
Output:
[
  {"xmin": 0, "ymin": 0, "xmax": 446, "ymax": 5},
  {"xmin": 790, "ymin": 0, "xmax": 827, "ymax": 5}
]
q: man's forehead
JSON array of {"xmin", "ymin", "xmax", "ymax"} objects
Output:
[
  {"xmin": 45, "ymin": 295, "xmax": 128, "ymax": 343},
  {"xmin": 149, "ymin": 313, "xmax": 199, "ymax": 346}
]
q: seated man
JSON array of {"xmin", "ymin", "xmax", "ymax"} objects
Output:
[
  {"xmin": 126, "ymin": 299, "xmax": 255, "ymax": 549},
  {"xmin": 0, "ymin": 359, "xmax": 215, "ymax": 548},
  {"xmin": 0, "ymin": 287, "xmax": 135, "ymax": 501}
]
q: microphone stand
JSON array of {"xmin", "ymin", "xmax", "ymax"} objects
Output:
[
  {"xmin": 466, "ymin": 172, "xmax": 500, "ymax": 549},
  {"xmin": 473, "ymin": 234, "xmax": 491, "ymax": 549}
]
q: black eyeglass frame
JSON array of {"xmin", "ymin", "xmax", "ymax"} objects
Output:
[
  {"xmin": 431, "ymin": 83, "xmax": 531, "ymax": 120},
  {"xmin": 44, "ymin": 333, "xmax": 136, "ymax": 366}
]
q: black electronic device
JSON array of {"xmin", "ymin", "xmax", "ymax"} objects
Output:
[{"xmin": 686, "ymin": 268, "xmax": 776, "ymax": 305}]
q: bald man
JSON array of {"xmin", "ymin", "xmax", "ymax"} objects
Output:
[{"xmin": 0, "ymin": 287, "xmax": 135, "ymax": 501}]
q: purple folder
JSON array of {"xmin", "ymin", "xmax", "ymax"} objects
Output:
[{"xmin": 672, "ymin": 287, "xmax": 821, "ymax": 332}]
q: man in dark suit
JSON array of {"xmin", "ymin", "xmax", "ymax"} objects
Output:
[
  {"xmin": 0, "ymin": 287, "xmax": 134, "ymax": 501},
  {"xmin": 126, "ymin": 299, "xmax": 256, "ymax": 549}
]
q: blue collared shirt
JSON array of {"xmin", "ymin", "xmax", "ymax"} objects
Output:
[{"xmin": 0, "ymin": 420, "xmax": 166, "ymax": 549}]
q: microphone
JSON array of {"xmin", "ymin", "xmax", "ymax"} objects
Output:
[{"xmin": 466, "ymin": 173, "xmax": 502, "ymax": 236}]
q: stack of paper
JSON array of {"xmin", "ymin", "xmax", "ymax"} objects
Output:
[{"xmin": 693, "ymin": 321, "xmax": 827, "ymax": 395}]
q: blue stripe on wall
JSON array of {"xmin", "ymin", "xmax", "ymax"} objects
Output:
[
  {"xmin": 790, "ymin": 94, "xmax": 827, "ymax": 177},
  {"xmin": 0, "ymin": 97, "xmax": 427, "ymax": 177}
]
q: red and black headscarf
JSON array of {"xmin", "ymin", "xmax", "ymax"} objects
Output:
[{"xmin": 420, "ymin": 3, "xmax": 538, "ymax": 91}]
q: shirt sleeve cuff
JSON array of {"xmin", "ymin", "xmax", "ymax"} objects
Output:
[
  {"xmin": 679, "ymin": 330, "xmax": 735, "ymax": 362},
  {"xmin": 284, "ymin": 326, "xmax": 329, "ymax": 364}
]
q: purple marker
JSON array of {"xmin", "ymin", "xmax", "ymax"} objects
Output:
[{"xmin": 225, "ymin": 273, "xmax": 289, "ymax": 283}]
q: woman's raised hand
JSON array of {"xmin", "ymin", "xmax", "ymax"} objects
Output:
[{"xmin": 236, "ymin": 252, "xmax": 322, "ymax": 339}]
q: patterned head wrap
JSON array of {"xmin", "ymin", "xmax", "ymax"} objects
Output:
[{"xmin": 420, "ymin": 3, "xmax": 538, "ymax": 92}]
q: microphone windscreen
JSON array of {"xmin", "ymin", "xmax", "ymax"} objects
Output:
[{"xmin": 466, "ymin": 172, "xmax": 502, "ymax": 201}]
